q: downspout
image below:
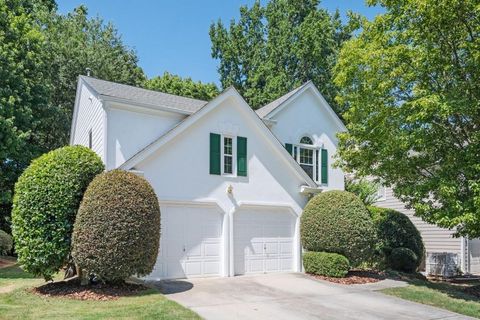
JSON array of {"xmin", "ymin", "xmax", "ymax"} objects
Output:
[{"xmin": 460, "ymin": 237, "xmax": 468, "ymax": 274}]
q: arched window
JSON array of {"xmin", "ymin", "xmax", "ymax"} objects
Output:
[{"xmin": 300, "ymin": 136, "xmax": 313, "ymax": 145}]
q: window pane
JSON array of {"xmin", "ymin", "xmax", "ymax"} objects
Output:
[
  {"xmin": 224, "ymin": 137, "xmax": 232, "ymax": 155},
  {"xmin": 300, "ymin": 136, "xmax": 313, "ymax": 145},
  {"xmin": 300, "ymin": 164, "xmax": 314, "ymax": 179},
  {"xmin": 224, "ymin": 155, "xmax": 232, "ymax": 174},
  {"xmin": 299, "ymin": 148, "xmax": 313, "ymax": 164}
]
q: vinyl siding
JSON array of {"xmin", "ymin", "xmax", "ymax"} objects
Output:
[
  {"xmin": 375, "ymin": 187, "xmax": 462, "ymax": 256},
  {"xmin": 71, "ymin": 83, "xmax": 105, "ymax": 161}
]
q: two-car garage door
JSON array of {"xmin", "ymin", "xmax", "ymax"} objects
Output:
[{"xmin": 150, "ymin": 204, "xmax": 296, "ymax": 280}]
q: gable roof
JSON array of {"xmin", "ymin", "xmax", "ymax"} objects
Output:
[
  {"xmin": 256, "ymin": 81, "xmax": 346, "ymax": 131},
  {"xmin": 80, "ymin": 75, "xmax": 207, "ymax": 114},
  {"xmin": 255, "ymin": 82, "xmax": 310, "ymax": 118},
  {"xmin": 119, "ymin": 87, "xmax": 317, "ymax": 188}
]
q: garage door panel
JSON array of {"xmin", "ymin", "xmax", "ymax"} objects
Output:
[
  {"xmin": 234, "ymin": 208, "xmax": 295, "ymax": 275},
  {"xmin": 156, "ymin": 205, "xmax": 223, "ymax": 279}
]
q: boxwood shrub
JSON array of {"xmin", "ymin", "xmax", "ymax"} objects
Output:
[
  {"xmin": 387, "ymin": 247, "xmax": 418, "ymax": 273},
  {"xmin": 368, "ymin": 206, "xmax": 424, "ymax": 271},
  {"xmin": 301, "ymin": 191, "xmax": 376, "ymax": 267},
  {"xmin": 12, "ymin": 146, "xmax": 104, "ymax": 280},
  {"xmin": 0, "ymin": 230, "xmax": 13, "ymax": 255},
  {"xmin": 303, "ymin": 251, "xmax": 350, "ymax": 278},
  {"xmin": 72, "ymin": 170, "xmax": 160, "ymax": 283}
]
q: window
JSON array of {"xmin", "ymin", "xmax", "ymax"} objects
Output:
[
  {"xmin": 289, "ymin": 136, "xmax": 327, "ymax": 184},
  {"xmin": 88, "ymin": 129, "xmax": 93, "ymax": 149},
  {"xmin": 300, "ymin": 136, "xmax": 313, "ymax": 145},
  {"xmin": 376, "ymin": 185, "xmax": 387, "ymax": 202},
  {"xmin": 222, "ymin": 136, "xmax": 234, "ymax": 175}
]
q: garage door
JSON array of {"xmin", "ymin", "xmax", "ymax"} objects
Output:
[
  {"xmin": 234, "ymin": 208, "xmax": 295, "ymax": 275},
  {"xmin": 153, "ymin": 205, "xmax": 223, "ymax": 279},
  {"xmin": 469, "ymin": 238, "xmax": 480, "ymax": 275}
]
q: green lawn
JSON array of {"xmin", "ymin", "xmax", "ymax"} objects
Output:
[
  {"xmin": 0, "ymin": 261, "xmax": 200, "ymax": 320},
  {"xmin": 382, "ymin": 278, "xmax": 480, "ymax": 319}
]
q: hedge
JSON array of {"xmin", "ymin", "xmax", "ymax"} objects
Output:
[
  {"xmin": 72, "ymin": 170, "xmax": 160, "ymax": 283},
  {"xmin": 369, "ymin": 206, "xmax": 424, "ymax": 271},
  {"xmin": 11, "ymin": 145, "xmax": 104, "ymax": 280},
  {"xmin": 387, "ymin": 247, "xmax": 418, "ymax": 273},
  {"xmin": 303, "ymin": 251, "xmax": 350, "ymax": 278},
  {"xmin": 0, "ymin": 230, "xmax": 12, "ymax": 255},
  {"xmin": 301, "ymin": 191, "xmax": 377, "ymax": 267}
]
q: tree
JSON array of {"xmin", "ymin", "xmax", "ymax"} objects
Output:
[
  {"xmin": 345, "ymin": 177, "xmax": 379, "ymax": 206},
  {"xmin": 144, "ymin": 72, "xmax": 219, "ymax": 101},
  {"xmin": 0, "ymin": 0, "xmax": 54, "ymax": 232},
  {"xmin": 43, "ymin": 5, "xmax": 145, "ymax": 150},
  {"xmin": 334, "ymin": 0, "xmax": 480, "ymax": 237},
  {"xmin": 209, "ymin": 0, "xmax": 357, "ymax": 110}
]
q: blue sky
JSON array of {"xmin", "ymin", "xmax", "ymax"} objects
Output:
[{"xmin": 57, "ymin": 1, "xmax": 383, "ymax": 85}]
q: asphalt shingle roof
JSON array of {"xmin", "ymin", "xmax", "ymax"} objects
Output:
[
  {"xmin": 81, "ymin": 75, "xmax": 208, "ymax": 114},
  {"xmin": 255, "ymin": 82, "xmax": 310, "ymax": 118}
]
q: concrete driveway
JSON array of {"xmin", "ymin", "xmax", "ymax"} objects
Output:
[{"xmin": 154, "ymin": 273, "xmax": 474, "ymax": 320}]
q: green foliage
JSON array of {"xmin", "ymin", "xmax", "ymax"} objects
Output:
[
  {"xmin": 11, "ymin": 146, "xmax": 104, "ymax": 280},
  {"xmin": 72, "ymin": 170, "xmax": 160, "ymax": 283},
  {"xmin": 0, "ymin": 230, "xmax": 13, "ymax": 255},
  {"xmin": 0, "ymin": 0, "xmax": 53, "ymax": 229},
  {"xmin": 369, "ymin": 206, "xmax": 424, "ymax": 270},
  {"xmin": 334, "ymin": 0, "xmax": 480, "ymax": 238},
  {"xmin": 303, "ymin": 251, "xmax": 350, "ymax": 278},
  {"xmin": 345, "ymin": 177, "xmax": 379, "ymax": 206},
  {"xmin": 300, "ymin": 190, "xmax": 376, "ymax": 267},
  {"xmin": 210, "ymin": 0, "xmax": 358, "ymax": 110},
  {"xmin": 144, "ymin": 72, "xmax": 219, "ymax": 101},
  {"xmin": 387, "ymin": 247, "xmax": 418, "ymax": 273}
]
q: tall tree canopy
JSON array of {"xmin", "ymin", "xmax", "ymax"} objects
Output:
[
  {"xmin": 144, "ymin": 72, "xmax": 219, "ymax": 101},
  {"xmin": 210, "ymin": 0, "xmax": 356, "ymax": 111},
  {"xmin": 334, "ymin": 0, "xmax": 480, "ymax": 237},
  {"xmin": 0, "ymin": 0, "xmax": 52, "ymax": 231}
]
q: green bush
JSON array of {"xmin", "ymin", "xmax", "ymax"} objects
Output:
[
  {"xmin": 12, "ymin": 146, "xmax": 104, "ymax": 280},
  {"xmin": 72, "ymin": 170, "xmax": 160, "ymax": 283},
  {"xmin": 303, "ymin": 251, "xmax": 350, "ymax": 278},
  {"xmin": 368, "ymin": 206, "xmax": 424, "ymax": 270},
  {"xmin": 387, "ymin": 247, "xmax": 418, "ymax": 273},
  {"xmin": 0, "ymin": 230, "xmax": 13, "ymax": 255},
  {"xmin": 301, "ymin": 190, "xmax": 376, "ymax": 267}
]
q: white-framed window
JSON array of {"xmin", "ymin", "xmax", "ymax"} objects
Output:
[
  {"xmin": 376, "ymin": 185, "xmax": 387, "ymax": 202},
  {"xmin": 221, "ymin": 135, "xmax": 236, "ymax": 175},
  {"xmin": 293, "ymin": 136, "xmax": 321, "ymax": 183}
]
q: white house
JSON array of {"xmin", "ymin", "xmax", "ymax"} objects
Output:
[{"xmin": 70, "ymin": 76, "xmax": 346, "ymax": 280}]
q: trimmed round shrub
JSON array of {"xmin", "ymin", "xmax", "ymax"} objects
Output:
[
  {"xmin": 387, "ymin": 247, "xmax": 418, "ymax": 273},
  {"xmin": 0, "ymin": 230, "xmax": 13, "ymax": 255},
  {"xmin": 72, "ymin": 170, "xmax": 160, "ymax": 283},
  {"xmin": 12, "ymin": 146, "xmax": 104, "ymax": 280},
  {"xmin": 301, "ymin": 190, "xmax": 376, "ymax": 267},
  {"xmin": 303, "ymin": 251, "xmax": 350, "ymax": 278},
  {"xmin": 368, "ymin": 206, "xmax": 424, "ymax": 270}
]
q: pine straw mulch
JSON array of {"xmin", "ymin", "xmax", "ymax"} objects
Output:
[
  {"xmin": 308, "ymin": 270, "xmax": 386, "ymax": 285},
  {"xmin": 463, "ymin": 285, "xmax": 480, "ymax": 299},
  {"xmin": 30, "ymin": 278, "xmax": 150, "ymax": 301}
]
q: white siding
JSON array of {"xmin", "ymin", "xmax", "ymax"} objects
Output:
[
  {"xmin": 106, "ymin": 105, "xmax": 186, "ymax": 169},
  {"xmin": 375, "ymin": 187, "xmax": 462, "ymax": 256},
  {"xmin": 71, "ymin": 83, "xmax": 105, "ymax": 161},
  {"xmin": 268, "ymin": 89, "xmax": 345, "ymax": 191}
]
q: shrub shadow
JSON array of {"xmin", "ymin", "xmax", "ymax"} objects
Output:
[{"xmin": 153, "ymin": 280, "xmax": 194, "ymax": 294}]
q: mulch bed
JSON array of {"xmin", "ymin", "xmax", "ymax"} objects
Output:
[
  {"xmin": 0, "ymin": 257, "xmax": 17, "ymax": 268},
  {"xmin": 464, "ymin": 285, "xmax": 480, "ymax": 299},
  {"xmin": 30, "ymin": 278, "xmax": 149, "ymax": 301},
  {"xmin": 309, "ymin": 270, "xmax": 386, "ymax": 285}
]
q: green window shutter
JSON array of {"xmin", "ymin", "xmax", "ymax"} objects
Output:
[
  {"xmin": 285, "ymin": 143, "xmax": 293, "ymax": 155},
  {"xmin": 321, "ymin": 148, "xmax": 328, "ymax": 184},
  {"xmin": 237, "ymin": 136, "xmax": 247, "ymax": 177},
  {"xmin": 210, "ymin": 133, "xmax": 221, "ymax": 175}
]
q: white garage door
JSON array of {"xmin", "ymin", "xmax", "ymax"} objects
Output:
[
  {"xmin": 153, "ymin": 205, "xmax": 223, "ymax": 279},
  {"xmin": 469, "ymin": 238, "xmax": 480, "ymax": 275},
  {"xmin": 234, "ymin": 208, "xmax": 295, "ymax": 275}
]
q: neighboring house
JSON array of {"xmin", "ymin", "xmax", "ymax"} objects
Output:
[
  {"xmin": 70, "ymin": 76, "xmax": 346, "ymax": 280},
  {"xmin": 375, "ymin": 186, "xmax": 480, "ymax": 275}
]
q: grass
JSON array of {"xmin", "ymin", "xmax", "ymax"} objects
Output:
[
  {"xmin": 0, "ymin": 258, "xmax": 201, "ymax": 320},
  {"xmin": 382, "ymin": 277, "xmax": 480, "ymax": 319}
]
